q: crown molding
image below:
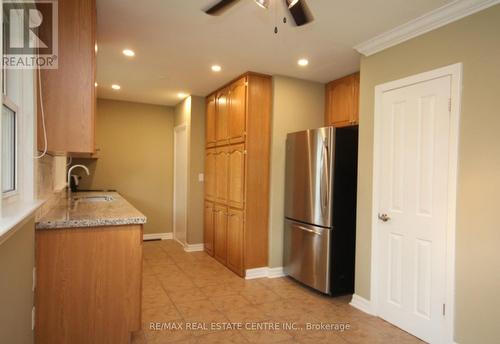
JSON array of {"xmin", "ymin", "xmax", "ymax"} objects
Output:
[{"xmin": 354, "ymin": 0, "xmax": 500, "ymax": 56}]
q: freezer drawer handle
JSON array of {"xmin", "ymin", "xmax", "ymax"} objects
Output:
[{"xmin": 293, "ymin": 224, "xmax": 323, "ymax": 236}]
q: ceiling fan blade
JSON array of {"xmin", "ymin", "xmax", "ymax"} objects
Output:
[
  {"xmin": 205, "ymin": 0, "xmax": 240, "ymax": 16},
  {"xmin": 286, "ymin": 0, "xmax": 313, "ymax": 26}
]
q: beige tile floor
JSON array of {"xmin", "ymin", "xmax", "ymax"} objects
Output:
[{"xmin": 133, "ymin": 240, "xmax": 423, "ymax": 344}]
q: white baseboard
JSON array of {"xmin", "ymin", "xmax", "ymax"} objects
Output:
[
  {"xmin": 245, "ymin": 267, "xmax": 269, "ymax": 279},
  {"xmin": 143, "ymin": 232, "xmax": 173, "ymax": 241},
  {"xmin": 184, "ymin": 243, "xmax": 204, "ymax": 252},
  {"xmin": 245, "ymin": 266, "xmax": 286, "ymax": 279},
  {"xmin": 349, "ymin": 294, "xmax": 374, "ymax": 315},
  {"xmin": 268, "ymin": 267, "xmax": 286, "ymax": 278}
]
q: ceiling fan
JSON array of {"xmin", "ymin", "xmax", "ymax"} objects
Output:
[{"xmin": 204, "ymin": 0, "xmax": 313, "ymax": 27}]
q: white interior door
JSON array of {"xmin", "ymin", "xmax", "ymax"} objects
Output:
[
  {"xmin": 173, "ymin": 125, "xmax": 187, "ymax": 246},
  {"xmin": 376, "ymin": 76, "xmax": 451, "ymax": 343}
]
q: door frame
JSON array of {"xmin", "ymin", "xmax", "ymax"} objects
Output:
[
  {"xmin": 370, "ymin": 63, "xmax": 462, "ymax": 343},
  {"xmin": 173, "ymin": 124, "xmax": 188, "ymax": 246}
]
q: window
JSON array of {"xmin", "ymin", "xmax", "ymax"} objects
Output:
[
  {"xmin": 0, "ymin": 0, "xmax": 37, "ymax": 235},
  {"xmin": 1, "ymin": 100, "xmax": 17, "ymax": 195}
]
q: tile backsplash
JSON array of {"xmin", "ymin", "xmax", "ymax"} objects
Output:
[{"xmin": 36, "ymin": 154, "xmax": 67, "ymax": 220}]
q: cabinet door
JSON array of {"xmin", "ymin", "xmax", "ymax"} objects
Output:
[
  {"xmin": 350, "ymin": 73, "xmax": 360, "ymax": 125},
  {"xmin": 228, "ymin": 144, "xmax": 246, "ymax": 209},
  {"xmin": 206, "ymin": 95, "xmax": 216, "ymax": 147},
  {"xmin": 325, "ymin": 73, "xmax": 359, "ymax": 127},
  {"xmin": 216, "ymin": 89, "xmax": 229, "ymax": 145},
  {"xmin": 205, "ymin": 148, "xmax": 216, "ymax": 201},
  {"xmin": 226, "ymin": 208, "xmax": 244, "ymax": 276},
  {"xmin": 228, "ymin": 78, "xmax": 247, "ymax": 144},
  {"xmin": 204, "ymin": 202, "xmax": 215, "ymax": 256},
  {"xmin": 215, "ymin": 147, "xmax": 229, "ymax": 204},
  {"xmin": 214, "ymin": 205, "xmax": 227, "ymax": 264},
  {"xmin": 39, "ymin": 0, "xmax": 96, "ymax": 153}
]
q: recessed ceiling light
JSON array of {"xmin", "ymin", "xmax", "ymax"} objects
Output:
[
  {"xmin": 111, "ymin": 84, "xmax": 121, "ymax": 90},
  {"xmin": 254, "ymin": 0, "xmax": 269, "ymax": 9},
  {"xmin": 122, "ymin": 49, "xmax": 135, "ymax": 57},
  {"xmin": 211, "ymin": 65, "xmax": 222, "ymax": 72},
  {"xmin": 177, "ymin": 92, "xmax": 188, "ymax": 99},
  {"xmin": 298, "ymin": 58, "xmax": 309, "ymax": 67}
]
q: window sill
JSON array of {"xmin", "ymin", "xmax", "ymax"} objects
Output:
[{"xmin": 0, "ymin": 200, "xmax": 44, "ymax": 246}]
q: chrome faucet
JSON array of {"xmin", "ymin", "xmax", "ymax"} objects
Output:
[{"xmin": 67, "ymin": 164, "xmax": 90, "ymax": 195}]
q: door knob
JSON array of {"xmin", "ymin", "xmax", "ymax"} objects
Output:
[{"xmin": 378, "ymin": 213, "xmax": 391, "ymax": 222}]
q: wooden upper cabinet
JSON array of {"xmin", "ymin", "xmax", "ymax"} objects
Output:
[
  {"xmin": 38, "ymin": 0, "xmax": 97, "ymax": 153},
  {"xmin": 215, "ymin": 147, "xmax": 229, "ymax": 204},
  {"xmin": 228, "ymin": 78, "xmax": 247, "ymax": 144},
  {"xmin": 205, "ymin": 148, "xmax": 216, "ymax": 201},
  {"xmin": 216, "ymin": 89, "xmax": 230, "ymax": 145},
  {"xmin": 325, "ymin": 72, "xmax": 360, "ymax": 127},
  {"xmin": 204, "ymin": 202, "xmax": 215, "ymax": 257},
  {"xmin": 206, "ymin": 95, "xmax": 216, "ymax": 147},
  {"xmin": 226, "ymin": 208, "xmax": 244, "ymax": 276},
  {"xmin": 228, "ymin": 144, "xmax": 245, "ymax": 209},
  {"xmin": 213, "ymin": 205, "xmax": 228, "ymax": 264}
]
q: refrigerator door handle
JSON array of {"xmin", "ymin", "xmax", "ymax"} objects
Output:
[
  {"xmin": 293, "ymin": 224, "xmax": 323, "ymax": 236},
  {"xmin": 321, "ymin": 139, "xmax": 330, "ymax": 213}
]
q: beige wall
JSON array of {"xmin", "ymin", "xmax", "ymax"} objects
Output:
[
  {"xmin": 268, "ymin": 76, "xmax": 325, "ymax": 267},
  {"xmin": 76, "ymin": 99, "xmax": 174, "ymax": 235},
  {"xmin": 173, "ymin": 96, "xmax": 205, "ymax": 244},
  {"xmin": 356, "ymin": 5, "xmax": 500, "ymax": 343},
  {"xmin": 174, "ymin": 97, "xmax": 190, "ymax": 127},
  {"xmin": 0, "ymin": 217, "xmax": 35, "ymax": 344},
  {"xmin": 188, "ymin": 96, "xmax": 206, "ymax": 244}
]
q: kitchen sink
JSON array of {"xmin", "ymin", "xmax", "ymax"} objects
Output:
[{"xmin": 72, "ymin": 195, "xmax": 114, "ymax": 203}]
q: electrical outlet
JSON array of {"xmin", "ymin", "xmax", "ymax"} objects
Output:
[{"xmin": 198, "ymin": 173, "xmax": 204, "ymax": 182}]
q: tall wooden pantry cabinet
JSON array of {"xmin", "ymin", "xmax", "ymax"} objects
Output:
[{"xmin": 203, "ymin": 72, "xmax": 271, "ymax": 277}]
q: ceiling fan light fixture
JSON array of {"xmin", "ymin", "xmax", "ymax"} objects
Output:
[
  {"xmin": 287, "ymin": 0, "xmax": 300, "ymax": 8},
  {"xmin": 254, "ymin": 0, "xmax": 269, "ymax": 9}
]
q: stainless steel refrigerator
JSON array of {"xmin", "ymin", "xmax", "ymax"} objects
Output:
[{"xmin": 284, "ymin": 126, "xmax": 358, "ymax": 295}]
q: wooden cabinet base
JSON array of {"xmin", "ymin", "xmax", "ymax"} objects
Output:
[
  {"xmin": 204, "ymin": 72, "xmax": 271, "ymax": 278},
  {"xmin": 35, "ymin": 225, "xmax": 143, "ymax": 344}
]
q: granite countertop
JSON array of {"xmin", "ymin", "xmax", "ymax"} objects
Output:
[{"xmin": 36, "ymin": 192, "xmax": 147, "ymax": 230}]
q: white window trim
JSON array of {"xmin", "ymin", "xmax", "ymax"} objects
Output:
[
  {"xmin": 2, "ymin": 94, "xmax": 20, "ymax": 200},
  {"xmin": 0, "ymin": 0, "xmax": 43, "ymax": 243}
]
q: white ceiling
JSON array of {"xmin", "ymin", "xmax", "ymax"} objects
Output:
[{"xmin": 96, "ymin": 0, "xmax": 453, "ymax": 106}]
